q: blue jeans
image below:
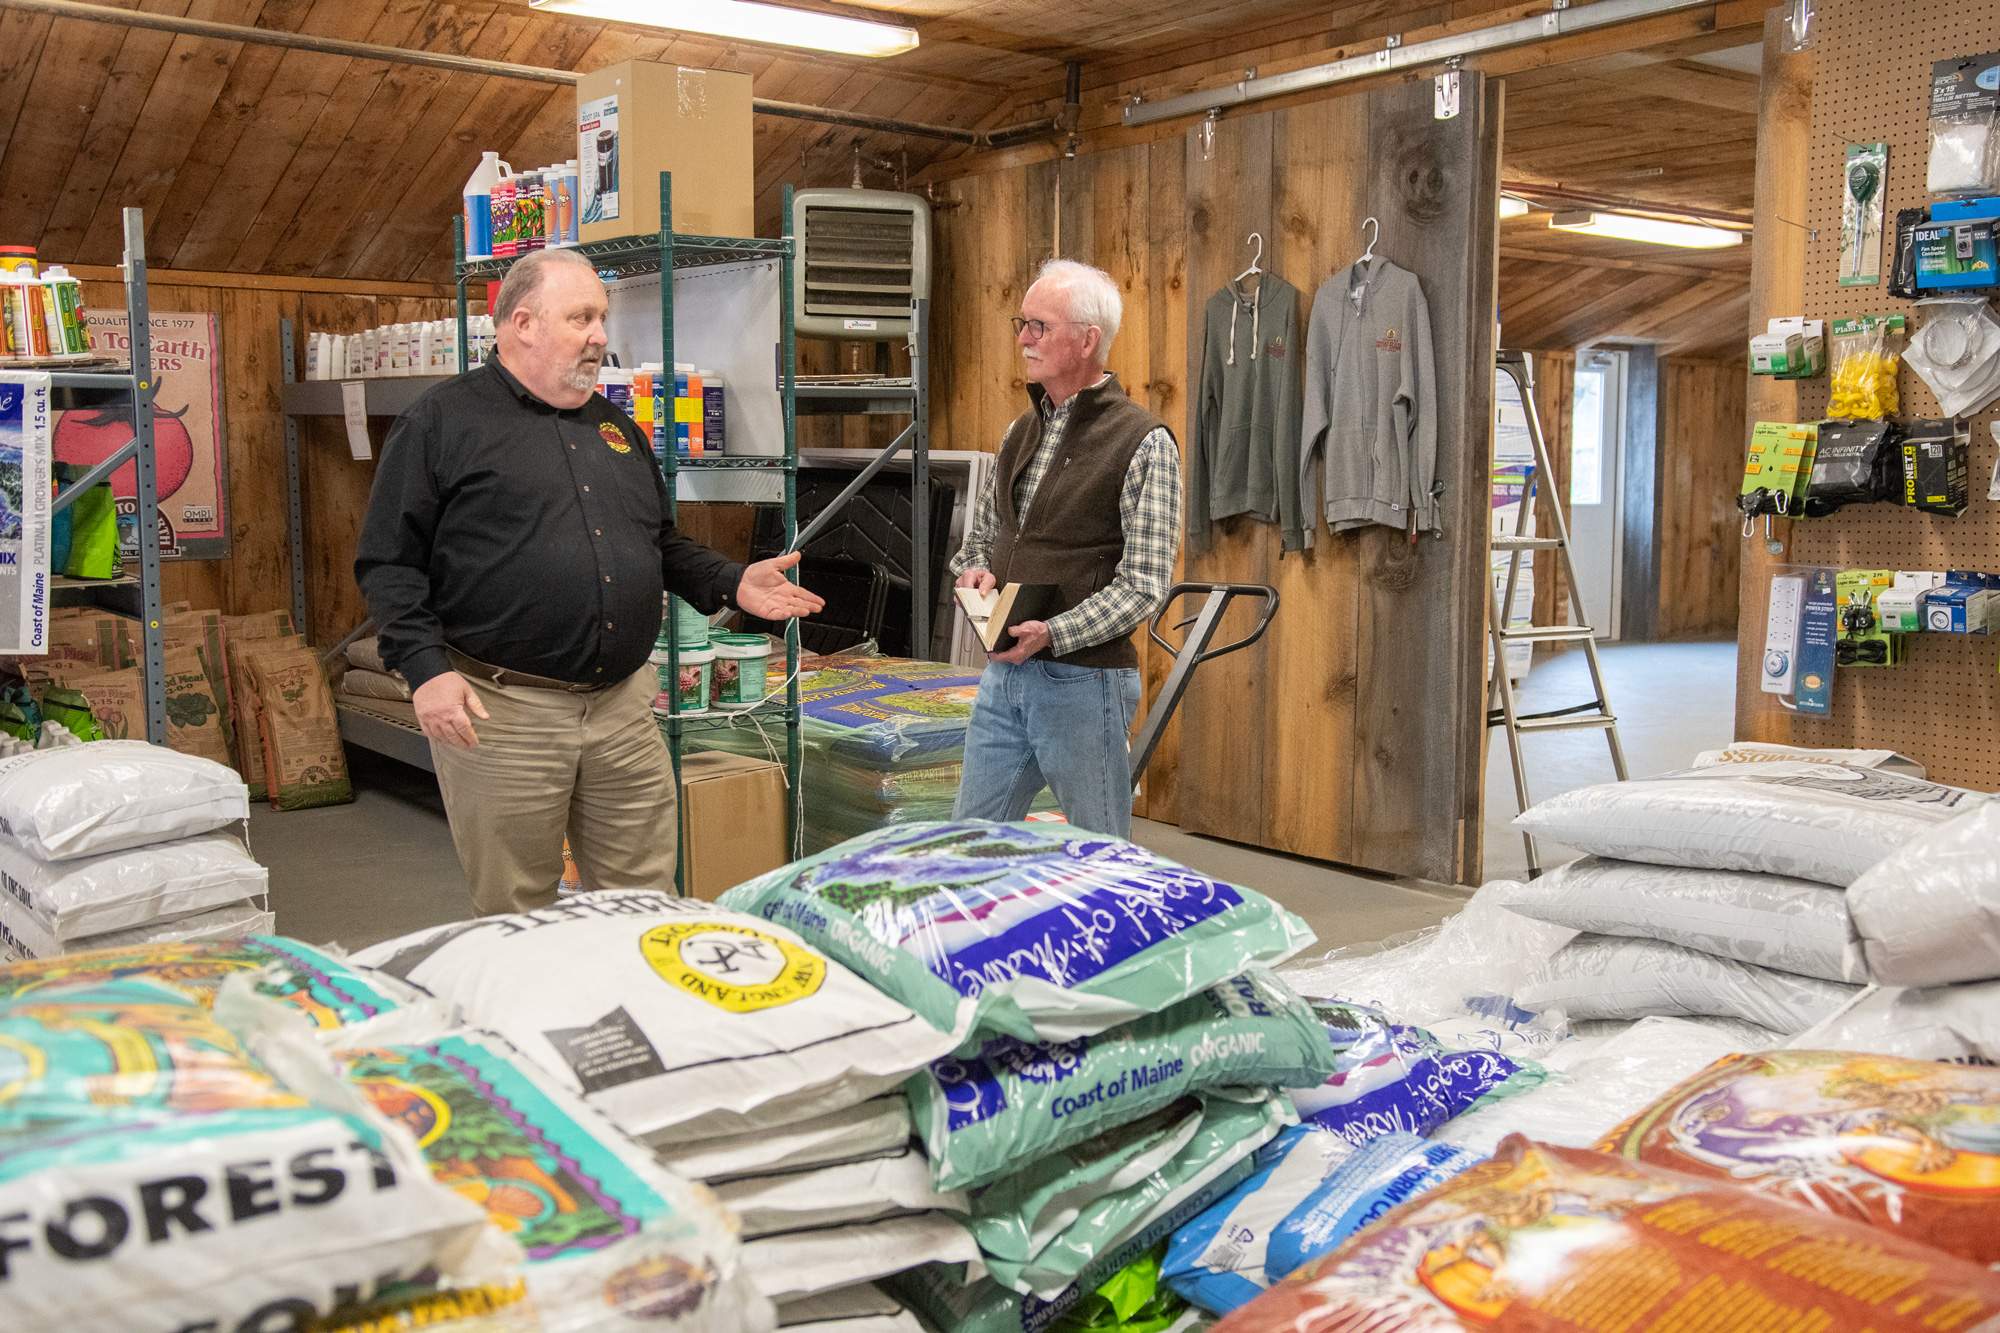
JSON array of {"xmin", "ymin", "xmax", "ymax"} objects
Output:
[{"xmin": 953, "ymin": 659, "xmax": 1144, "ymax": 838}]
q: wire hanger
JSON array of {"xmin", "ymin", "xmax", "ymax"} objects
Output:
[
  {"xmin": 1358, "ymin": 217, "xmax": 1380, "ymax": 270},
  {"xmin": 1234, "ymin": 232, "xmax": 1263, "ymax": 285}
]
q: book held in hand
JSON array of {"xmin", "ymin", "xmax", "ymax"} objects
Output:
[{"xmin": 954, "ymin": 582, "xmax": 1059, "ymax": 654}]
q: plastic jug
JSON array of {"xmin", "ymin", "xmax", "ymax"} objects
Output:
[{"xmin": 462, "ymin": 152, "xmax": 508, "ymax": 259}]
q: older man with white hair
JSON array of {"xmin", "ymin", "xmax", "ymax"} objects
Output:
[
  {"xmin": 949, "ymin": 258, "xmax": 1184, "ymax": 837},
  {"xmin": 356, "ymin": 246, "xmax": 822, "ymax": 914}
]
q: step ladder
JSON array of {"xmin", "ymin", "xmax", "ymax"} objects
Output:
[{"xmin": 1490, "ymin": 349, "xmax": 1629, "ymax": 877}]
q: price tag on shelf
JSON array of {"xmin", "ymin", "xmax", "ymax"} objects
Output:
[{"xmin": 341, "ymin": 380, "xmax": 371, "ymax": 460}]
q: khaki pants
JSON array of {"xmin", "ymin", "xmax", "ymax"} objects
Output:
[{"xmin": 430, "ymin": 665, "xmax": 676, "ymax": 916}]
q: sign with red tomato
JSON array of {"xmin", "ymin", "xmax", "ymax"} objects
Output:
[{"xmin": 55, "ymin": 310, "xmax": 228, "ymax": 559}]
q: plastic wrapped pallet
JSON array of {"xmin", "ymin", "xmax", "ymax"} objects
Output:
[
  {"xmin": 682, "ymin": 651, "xmax": 1056, "ymax": 852},
  {"xmin": 1594, "ymin": 1048, "xmax": 2000, "ymax": 1266},
  {"xmin": 1208, "ymin": 1136, "xmax": 2000, "ymax": 1333},
  {"xmin": 0, "ymin": 740, "xmax": 247, "ymax": 859},
  {"xmin": 1843, "ymin": 800, "xmax": 2000, "ymax": 986},
  {"xmin": 1518, "ymin": 933, "xmax": 1860, "ymax": 1032},
  {"xmin": 1511, "ymin": 761, "xmax": 1985, "ymax": 886},
  {"xmin": 1498, "ymin": 856, "xmax": 1860, "ymax": 983},
  {"xmin": 0, "ymin": 977, "xmax": 497, "ymax": 1333},
  {"xmin": 353, "ymin": 890, "xmax": 962, "ymax": 1143},
  {"xmin": 334, "ymin": 1028, "xmax": 774, "ymax": 1333},
  {"xmin": 723, "ymin": 819, "xmax": 1315, "ymax": 1044}
]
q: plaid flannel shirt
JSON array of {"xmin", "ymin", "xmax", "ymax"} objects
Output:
[{"xmin": 950, "ymin": 387, "xmax": 1183, "ymax": 659}]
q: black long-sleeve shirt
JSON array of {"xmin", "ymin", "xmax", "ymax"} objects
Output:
[{"xmin": 354, "ymin": 357, "xmax": 744, "ymax": 691}]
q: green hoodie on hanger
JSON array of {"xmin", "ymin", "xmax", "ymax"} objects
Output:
[{"xmin": 1190, "ymin": 274, "xmax": 1306, "ymax": 553}]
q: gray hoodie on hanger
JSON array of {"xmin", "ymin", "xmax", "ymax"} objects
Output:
[
  {"xmin": 1190, "ymin": 274, "xmax": 1306, "ymax": 552},
  {"xmin": 1300, "ymin": 258, "xmax": 1440, "ymax": 541}
]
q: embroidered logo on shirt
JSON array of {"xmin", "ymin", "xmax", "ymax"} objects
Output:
[
  {"xmin": 1376, "ymin": 328, "xmax": 1402, "ymax": 353},
  {"xmin": 1267, "ymin": 336, "xmax": 1287, "ymax": 358},
  {"xmin": 598, "ymin": 422, "xmax": 633, "ymax": 454}
]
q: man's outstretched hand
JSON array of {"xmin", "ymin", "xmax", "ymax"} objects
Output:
[{"xmin": 737, "ymin": 552, "xmax": 826, "ymax": 621}]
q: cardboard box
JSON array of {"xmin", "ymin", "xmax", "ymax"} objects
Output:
[
  {"xmin": 577, "ymin": 61, "xmax": 754, "ymax": 244},
  {"xmin": 679, "ymin": 751, "xmax": 789, "ymax": 900}
]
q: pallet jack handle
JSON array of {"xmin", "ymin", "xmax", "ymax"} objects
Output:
[{"xmin": 1130, "ymin": 582, "xmax": 1280, "ymax": 787}]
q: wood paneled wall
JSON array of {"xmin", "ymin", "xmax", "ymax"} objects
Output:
[
  {"xmin": 1656, "ymin": 356, "xmax": 1746, "ymax": 639},
  {"xmin": 74, "ymin": 269, "xmax": 452, "ymax": 648},
  {"xmin": 931, "ymin": 79, "xmax": 1502, "ymax": 884}
]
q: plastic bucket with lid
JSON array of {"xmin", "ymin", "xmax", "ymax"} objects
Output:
[
  {"xmin": 711, "ymin": 633, "xmax": 771, "ymax": 709},
  {"xmin": 651, "ymin": 644, "xmax": 713, "ymax": 714},
  {"xmin": 662, "ymin": 595, "xmax": 709, "ymax": 649}
]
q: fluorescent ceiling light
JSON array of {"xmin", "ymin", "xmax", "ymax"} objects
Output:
[
  {"xmin": 531, "ymin": 0, "xmax": 920, "ymax": 57},
  {"xmin": 1499, "ymin": 194, "xmax": 1531, "ymax": 218},
  {"xmin": 1549, "ymin": 209, "xmax": 1743, "ymax": 249}
]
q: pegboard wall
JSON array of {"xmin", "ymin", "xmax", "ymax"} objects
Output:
[{"xmin": 1744, "ymin": 0, "xmax": 2000, "ymax": 787}]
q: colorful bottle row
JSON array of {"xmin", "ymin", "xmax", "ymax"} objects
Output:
[
  {"xmin": 597, "ymin": 362, "xmax": 726, "ymax": 459},
  {"xmin": 0, "ymin": 245, "xmax": 91, "ymax": 366},
  {"xmin": 301, "ymin": 317, "xmax": 497, "ymax": 381},
  {"xmin": 462, "ymin": 153, "xmax": 580, "ymax": 260}
]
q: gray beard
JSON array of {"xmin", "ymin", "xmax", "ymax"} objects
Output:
[{"xmin": 562, "ymin": 359, "xmax": 599, "ymax": 392}]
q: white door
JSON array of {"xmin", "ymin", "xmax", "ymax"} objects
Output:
[{"xmin": 1566, "ymin": 350, "xmax": 1625, "ymax": 639}]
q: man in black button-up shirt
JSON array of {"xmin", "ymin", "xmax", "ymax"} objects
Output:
[{"xmin": 356, "ymin": 248, "xmax": 820, "ymax": 914}]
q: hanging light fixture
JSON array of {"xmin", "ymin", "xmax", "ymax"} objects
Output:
[
  {"xmin": 530, "ymin": 0, "xmax": 920, "ymax": 58},
  {"xmin": 1549, "ymin": 209, "xmax": 1744, "ymax": 249}
]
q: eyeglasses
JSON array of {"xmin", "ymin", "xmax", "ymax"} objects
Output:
[{"xmin": 1011, "ymin": 316, "xmax": 1088, "ymax": 341}]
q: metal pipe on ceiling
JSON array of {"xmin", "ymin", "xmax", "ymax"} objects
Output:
[
  {"xmin": 0, "ymin": 0, "xmax": 1044, "ymax": 146},
  {"xmin": 1121, "ymin": 0, "xmax": 1724, "ymax": 127}
]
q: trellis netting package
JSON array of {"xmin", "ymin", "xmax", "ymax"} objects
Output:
[
  {"xmin": 353, "ymin": 890, "xmax": 962, "ymax": 1143},
  {"xmin": 1595, "ymin": 1049, "xmax": 2000, "ymax": 1267},
  {"xmin": 723, "ymin": 820, "xmax": 1315, "ymax": 1046},
  {"xmin": 1211, "ymin": 1136, "xmax": 2000, "ymax": 1333},
  {"xmin": 1511, "ymin": 762, "xmax": 1985, "ymax": 887},
  {"xmin": 0, "ymin": 977, "xmax": 496, "ymax": 1333},
  {"xmin": 335, "ymin": 1028, "xmax": 772, "ymax": 1333},
  {"xmin": 0, "ymin": 933, "xmax": 431, "ymax": 1041},
  {"xmin": 905, "ymin": 969, "xmax": 1337, "ymax": 1193},
  {"xmin": 0, "ymin": 741, "xmax": 249, "ymax": 860}
]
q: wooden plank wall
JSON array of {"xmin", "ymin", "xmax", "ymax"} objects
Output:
[
  {"xmin": 931, "ymin": 78, "xmax": 1501, "ymax": 884},
  {"xmin": 73, "ymin": 270, "xmax": 452, "ymax": 648},
  {"xmin": 1656, "ymin": 356, "xmax": 1747, "ymax": 638}
]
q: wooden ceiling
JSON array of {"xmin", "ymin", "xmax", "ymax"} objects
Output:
[{"xmin": 0, "ymin": 0, "xmax": 1761, "ymax": 351}]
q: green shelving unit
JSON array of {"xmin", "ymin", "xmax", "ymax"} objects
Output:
[{"xmin": 454, "ymin": 172, "xmax": 804, "ymax": 884}]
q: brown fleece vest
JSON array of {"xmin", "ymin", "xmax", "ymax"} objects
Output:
[{"xmin": 990, "ymin": 373, "xmax": 1164, "ymax": 670}]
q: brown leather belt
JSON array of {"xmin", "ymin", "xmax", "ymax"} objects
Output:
[{"xmin": 447, "ymin": 648, "xmax": 608, "ymax": 694}]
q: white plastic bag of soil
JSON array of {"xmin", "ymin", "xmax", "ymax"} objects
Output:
[
  {"xmin": 1499, "ymin": 857, "xmax": 1861, "ymax": 983},
  {"xmin": 657, "ymin": 1095, "xmax": 914, "ymax": 1183},
  {"xmin": 1519, "ymin": 933, "xmax": 1860, "ymax": 1032},
  {"xmin": 711, "ymin": 1142, "xmax": 965, "ymax": 1237},
  {"xmin": 1843, "ymin": 801, "xmax": 2000, "ymax": 987},
  {"xmin": 0, "ymin": 891, "xmax": 271, "ymax": 963},
  {"xmin": 0, "ymin": 828, "xmax": 266, "ymax": 942},
  {"xmin": 1790, "ymin": 981, "xmax": 2000, "ymax": 1063},
  {"xmin": 1512, "ymin": 762, "xmax": 1984, "ymax": 887},
  {"xmin": 0, "ymin": 740, "xmax": 249, "ymax": 860},
  {"xmin": 353, "ymin": 890, "xmax": 961, "ymax": 1142},
  {"xmin": 742, "ymin": 1212, "xmax": 979, "ymax": 1302}
]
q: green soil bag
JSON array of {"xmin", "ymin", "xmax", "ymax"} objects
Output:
[
  {"xmin": 722, "ymin": 820, "xmax": 1316, "ymax": 1047},
  {"xmin": 907, "ymin": 968, "xmax": 1337, "ymax": 1193},
  {"xmin": 61, "ymin": 481, "xmax": 117, "ymax": 580},
  {"xmin": 886, "ymin": 1240, "xmax": 1192, "ymax": 1333},
  {"xmin": 976, "ymin": 1090, "xmax": 1289, "ymax": 1299}
]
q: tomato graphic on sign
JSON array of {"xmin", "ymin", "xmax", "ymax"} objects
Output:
[{"xmin": 53, "ymin": 401, "xmax": 195, "ymax": 499}]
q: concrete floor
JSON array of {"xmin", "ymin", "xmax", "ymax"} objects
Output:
[{"xmin": 254, "ymin": 640, "xmax": 1737, "ymax": 957}]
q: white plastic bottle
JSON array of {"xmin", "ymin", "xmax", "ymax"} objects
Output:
[
  {"xmin": 462, "ymin": 151, "xmax": 507, "ymax": 260},
  {"xmin": 360, "ymin": 327, "xmax": 378, "ymax": 378}
]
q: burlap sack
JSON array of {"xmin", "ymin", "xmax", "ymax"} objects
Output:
[
  {"xmin": 245, "ymin": 642, "xmax": 353, "ymax": 810},
  {"xmin": 161, "ymin": 644, "xmax": 231, "ymax": 768},
  {"xmin": 62, "ymin": 668, "xmax": 146, "ymax": 741},
  {"xmin": 337, "ymin": 667, "xmax": 411, "ymax": 702},
  {"xmin": 229, "ymin": 633, "xmax": 305, "ymax": 802},
  {"xmin": 222, "ymin": 613, "xmax": 298, "ymax": 791}
]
